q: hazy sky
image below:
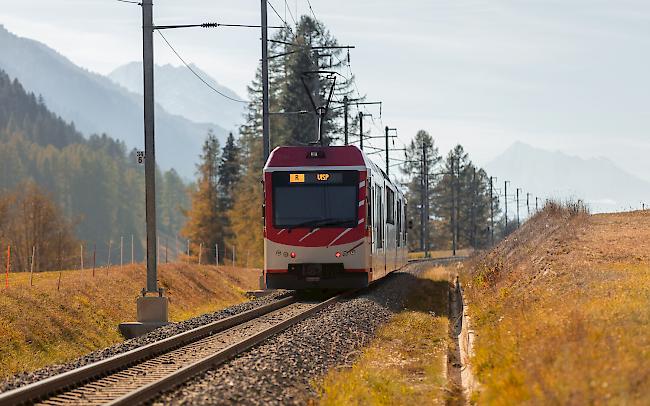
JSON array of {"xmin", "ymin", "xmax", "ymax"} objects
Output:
[{"xmin": 1, "ymin": 0, "xmax": 650, "ymax": 179}]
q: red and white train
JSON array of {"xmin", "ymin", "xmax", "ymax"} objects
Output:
[{"xmin": 263, "ymin": 145, "xmax": 408, "ymax": 290}]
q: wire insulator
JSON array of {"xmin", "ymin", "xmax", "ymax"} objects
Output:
[{"xmin": 202, "ymin": 22, "xmax": 219, "ymax": 28}]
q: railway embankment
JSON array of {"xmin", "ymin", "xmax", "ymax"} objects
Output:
[
  {"xmin": 0, "ymin": 263, "xmax": 261, "ymax": 381},
  {"xmin": 462, "ymin": 204, "xmax": 650, "ymax": 404}
]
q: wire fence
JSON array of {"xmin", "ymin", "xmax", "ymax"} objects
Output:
[{"xmin": 1, "ymin": 235, "xmax": 258, "ymax": 292}]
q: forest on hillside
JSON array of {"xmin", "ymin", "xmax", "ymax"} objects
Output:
[{"xmin": 0, "ymin": 69, "xmax": 189, "ymax": 265}]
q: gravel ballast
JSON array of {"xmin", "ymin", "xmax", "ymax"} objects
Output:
[
  {"xmin": 154, "ymin": 262, "xmax": 433, "ymax": 405},
  {"xmin": 0, "ymin": 290, "xmax": 291, "ymax": 394}
]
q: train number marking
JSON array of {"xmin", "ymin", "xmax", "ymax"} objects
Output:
[{"xmin": 290, "ymin": 173, "xmax": 305, "ymax": 183}]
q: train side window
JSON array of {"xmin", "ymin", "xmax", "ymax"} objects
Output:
[
  {"xmin": 402, "ymin": 203, "xmax": 409, "ymax": 246},
  {"xmin": 367, "ymin": 182, "xmax": 372, "ymax": 227},
  {"xmin": 386, "ymin": 188, "xmax": 395, "ymax": 224},
  {"xmin": 375, "ymin": 186, "xmax": 384, "ymax": 248},
  {"xmin": 397, "ymin": 200, "xmax": 402, "ymax": 247}
]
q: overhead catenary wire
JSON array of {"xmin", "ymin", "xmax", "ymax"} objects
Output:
[
  {"xmin": 283, "ymin": 0, "xmax": 298, "ymax": 26},
  {"xmin": 156, "ymin": 30, "xmax": 248, "ymax": 104},
  {"xmin": 267, "ymin": 0, "xmax": 294, "ymax": 34}
]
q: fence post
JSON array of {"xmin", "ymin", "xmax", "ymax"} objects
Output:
[
  {"xmin": 198, "ymin": 243, "xmax": 203, "ymax": 265},
  {"xmin": 108, "ymin": 240, "xmax": 112, "ymax": 268},
  {"xmin": 232, "ymin": 245, "xmax": 235, "ymax": 268},
  {"xmin": 215, "ymin": 244, "xmax": 219, "ymax": 265},
  {"xmin": 5, "ymin": 245, "xmax": 10, "ymax": 289},
  {"xmin": 120, "ymin": 236, "xmax": 124, "ymax": 270},
  {"xmin": 92, "ymin": 244, "xmax": 96, "ymax": 277},
  {"xmin": 131, "ymin": 234, "xmax": 135, "ymax": 265},
  {"xmin": 165, "ymin": 237, "xmax": 168, "ymax": 264},
  {"xmin": 80, "ymin": 244, "xmax": 84, "ymax": 271},
  {"xmin": 30, "ymin": 246, "xmax": 35, "ymax": 287},
  {"xmin": 57, "ymin": 244, "xmax": 62, "ymax": 291},
  {"xmin": 187, "ymin": 239, "xmax": 190, "ymax": 261},
  {"xmin": 175, "ymin": 235, "xmax": 179, "ymax": 263}
]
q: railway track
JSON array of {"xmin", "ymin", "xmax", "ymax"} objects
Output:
[{"xmin": 0, "ymin": 293, "xmax": 349, "ymax": 406}]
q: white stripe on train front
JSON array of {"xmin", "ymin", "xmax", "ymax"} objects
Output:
[
  {"xmin": 328, "ymin": 228, "xmax": 353, "ymax": 247},
  {"xmin": 299, "ymin": 228, "xmax": 320, "ymax": 242},
  {"xmin": 359, "ymin": 181, "xmax": 365, "ymax": 188}
]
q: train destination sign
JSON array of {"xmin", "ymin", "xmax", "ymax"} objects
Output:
[{"xmin": 288, "ymin": 172, "xmax": 343, "ymax": 184}]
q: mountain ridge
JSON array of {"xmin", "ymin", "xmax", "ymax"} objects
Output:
[
  {"xmin": 484, "ymin": 141, "xmax": 650, "ymax": 213},
  {"xmin": 0, "ymin": 25, "xmax": 225, "ymax": 179},
  {"xmin": 109, "ymin": 62, "xmax": 246, "ymax": 131}
]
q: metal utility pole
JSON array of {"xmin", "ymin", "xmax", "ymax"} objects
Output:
[
  {"xmin": 343, "ymin": 96, "xmax": 349, "ymax": 145},
  {"xmin": 385, "ymin": 126, "xmax": 390, "ymax": 176},
  {"xmin": 420, "ymin": 143, "xmax": 426, "ymax": 253},
  {"xmin": 451, "ymin": 158, "xmax": 457, "ymax": 256},
  {"xmin": 142, "ymin": 0, "xmax": 158, "ymax": 294},
  {"xmin": 261, "ymin": 0, "xmax": 270, "ymax": 162},
  {"xmin": 119, "ymin": 0, "xmax": 168, "ymax": 338},
  {"xmin": 516, "ymin": 188, "xmax": 521, "ymax": 228},
  {"xmin": 504, "ymin": 181, "xmax": 509, "ymax": 231},
  {"xmin": 536, "ymin": 196, "xmax": 539, "ymax": 211},
  {"xmin": 384, "ymin": 127, "xmax": 397, "ymax": 176},
  {"xmin": 490, "ymin": 177, "xmax": 495, "ymax": 246},
  {"xmin": 470, "ymin": 167, "xmax": 477, "ymax": 249},
  {"xmin": 358, "ymin": 112, "xmax": 364, "ymax": 151},
  {"xmin": 423, "ymin": 143, "xmax": 430, "ymax": 257},
  {"xmin": 527, "ymin": 192, "xmax": 530, "ymax": 217}
]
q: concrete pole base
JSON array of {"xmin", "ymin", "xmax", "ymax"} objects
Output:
[{"xmin": 118, "ymin": 296, "xmax": 170, "ymax": 339}]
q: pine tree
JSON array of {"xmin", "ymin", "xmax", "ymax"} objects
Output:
[
  {"xmin": 401, "ymin": 130, "xmax": 441, "ymax": 251},
  {"xmin": 433, "ymin": 145, "xmax": 500, "ymax": 250},
  {"xmin": 218, "ymin": 133, "xmax": 241, "ymax": 211},
  {"xmin": 182, "ymin": 130, "xmax": 223, "ymax": 263},
  {"xmin": 272, "ymin": 17, "xmax": 355, "ymax": 147}
]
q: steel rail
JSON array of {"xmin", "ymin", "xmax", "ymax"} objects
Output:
[
  {"xmin": 0, "ymin": 296, "xmax": 296, "ymax": 405},
  {"xmin": 106, "ymin": 293, "xmax": 347, "ymax": 406}
]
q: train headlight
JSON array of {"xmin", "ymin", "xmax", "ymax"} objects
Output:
[
  {"xmin": 290, "ymin": 252, "xmax": 296, "ymax": 258},
  {"xmin": 335, "ymin": 252, "xmax": 342, "ymax": 258}
]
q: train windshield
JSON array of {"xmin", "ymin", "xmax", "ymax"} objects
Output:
[{"xmin": 272, "ymin": 171, "xmax": 359, "ymax": 229}]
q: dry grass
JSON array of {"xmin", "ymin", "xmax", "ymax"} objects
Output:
[
  {"xmin": 408, "ymin": 249, "xmax": 473, "ymax": 260},
  {"xmin": 463, "ymin": 205, "xmax": 650, "ymax": 404},
  {"xmin": 317, "ymin": 268, "xmax": 451, "ymax": 406},
  {"xmin": 0, "ymin": 263, "xmax": 259, "ymax": 378}
]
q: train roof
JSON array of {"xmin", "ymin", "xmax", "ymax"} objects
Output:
[{"xmin": 264, "ymin": 145, "xmax": 403, "ymax": 194}]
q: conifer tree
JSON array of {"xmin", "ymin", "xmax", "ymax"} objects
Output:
[
  {"xmin": 401, "ymin": 130, "xmax": 441, "ymax": 251},
  {"xmin": 272, "ymin": 17, "xmax": 355, "ymax": 147},
  {"xmin": 433, "ymin": 145, "xmax": 500, "ymax": 249},
  {"xmin": 218, "ymin": 133, "xmax": 241, "ymax": 211},
  {"xmin": 182, "ymin": 130, "xmax": 223, "ymax": 262}
]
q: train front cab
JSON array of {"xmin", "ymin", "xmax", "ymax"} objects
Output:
[{"xmin": 262, "ymin": 146, "xmax": 407, "ymax": 290}]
